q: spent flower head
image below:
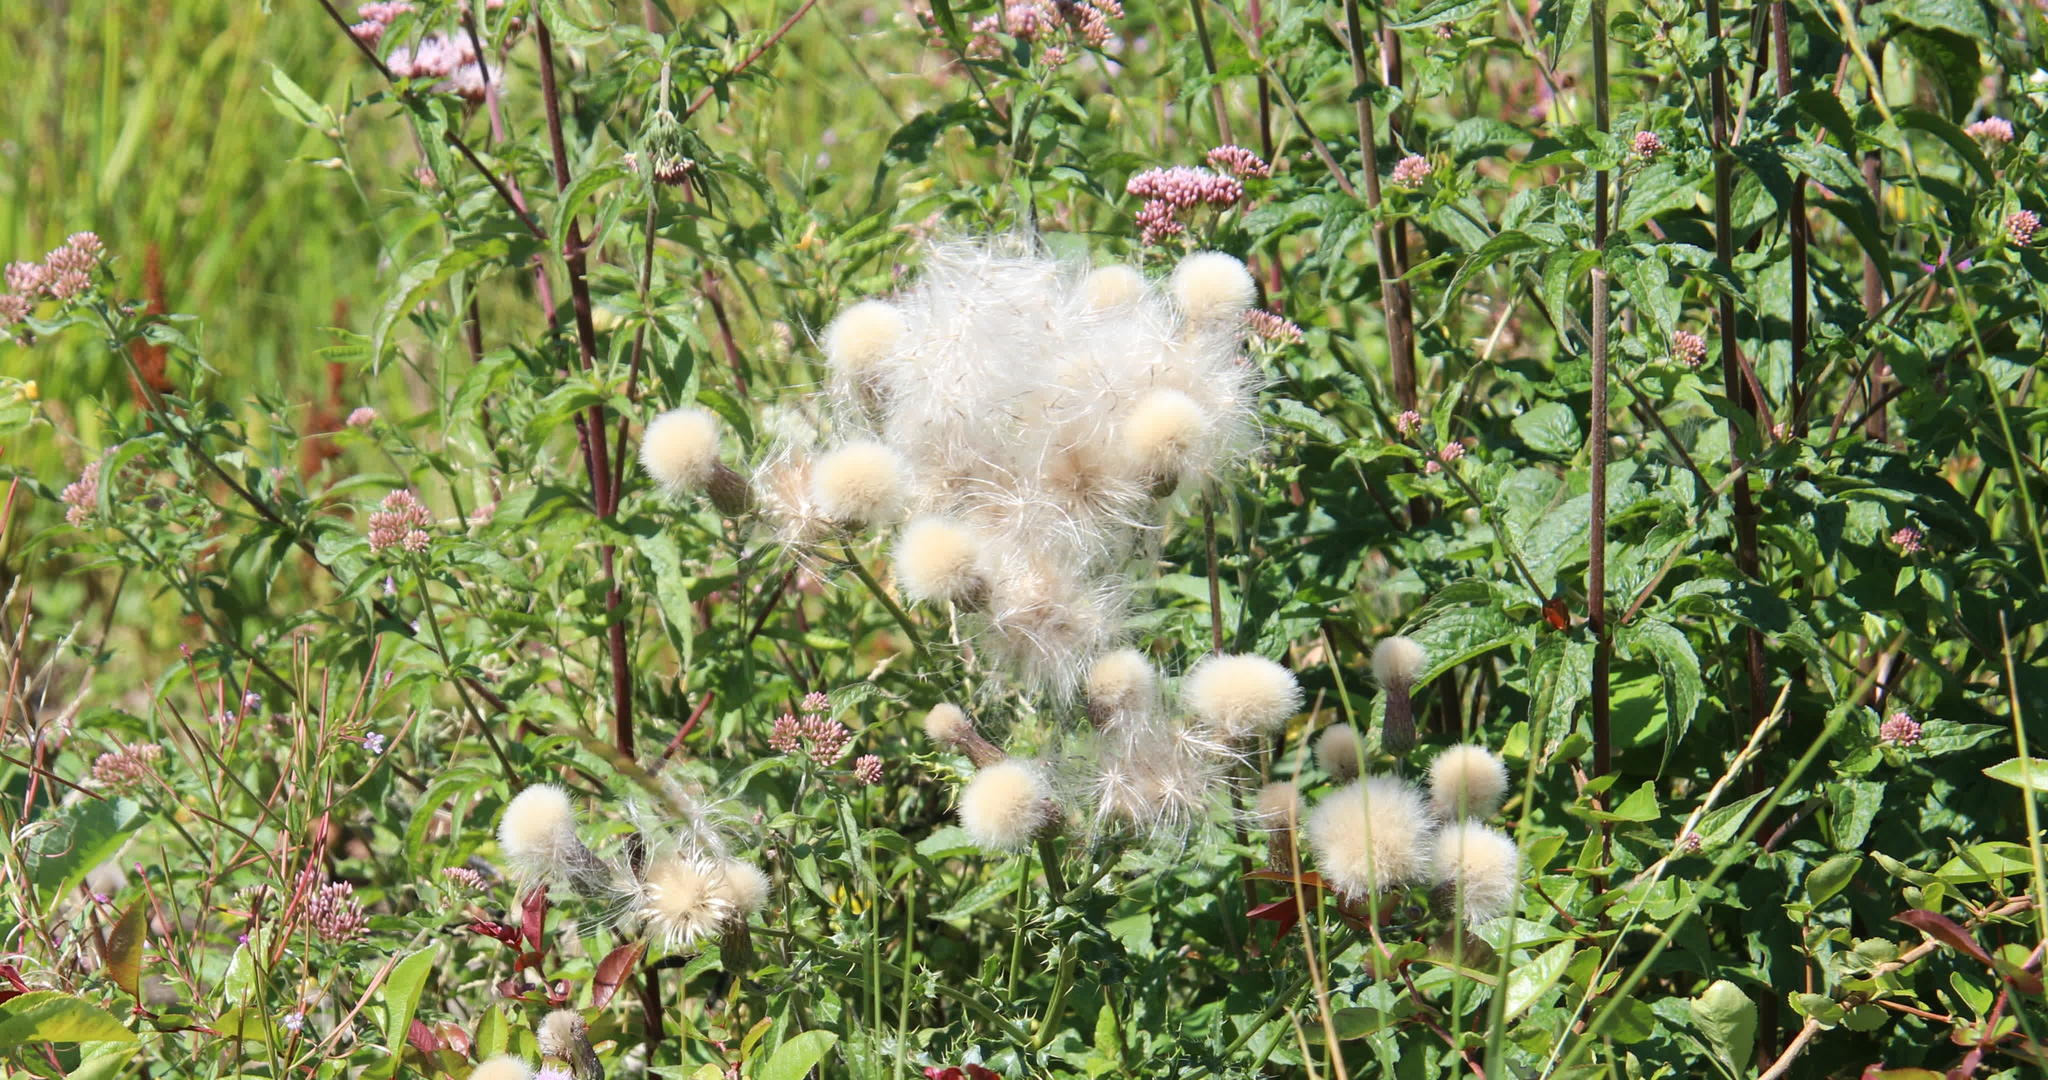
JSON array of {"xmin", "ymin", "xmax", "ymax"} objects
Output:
[{"xmin": 1671, "ymin": 330, "xmax": 1708, "ymax": 367}]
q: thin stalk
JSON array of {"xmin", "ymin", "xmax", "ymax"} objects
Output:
[
  {"xmin": 1341, "ymin": 0, "xmax": 1415, "ymax": 413},
  {"xmin": 1587, "ymin": 0, "xmax": 1612, "ymax": 783},
  {"xmin": 1772, "ymin": 0, "xmax": 1809, "ymax": 431},
  {"xmin": 1204, "ymin": 496, "xmax": 1225, "ymax": 654},
  {"xmin": 840, "ymin": 546, "xmax": 928, "ymax": 655},
  {"xmin": 1859, "ymin": 41, "xmax": 1889, "ymax": 439},
  {"xmin": 1185, "ymin": 0, "xmax": 1234, "ymax": 145}
]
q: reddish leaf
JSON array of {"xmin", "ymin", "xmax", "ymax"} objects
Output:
[
  {"xmin": 464, "ymin": 920, "xmax": 522, "ymax": 948},
  {"xmin": 546, "ymin": 979, "xmax": 573, "ymax": 1008},
  {"xmin": 1246, "ymin": 897, "xmax": 1302, "ymax": 938},
  {"xmin": 521, "ymin": 888, "xmax": 550, "ymax": 955},
  {"xmin": 407, "ymin": 1018, "xmax": 443, "ymax": 1054},
  {"xmin": 0, "ymin": 964, "xmax": 30, "ymax": 992},
  {"xmin": 432, "ymin": 1020, "xmax": 472, "ymax": 1056},
  {"xmin": 1242, "ymin": 869, "xmax": 1332, "ymax": 891},
  {"xmin": 1542, "ymin": 595, "xmax": 1570, "ymax": 631},
  {"xmin": 965, "ymin": 1068, "xmax": 1001, "ymax": 1080},
  {"xmin": 1946, "ymin": 1046, "xmax": 1983, "ymax": 1079},
  {"xmin": 1894, "ymin": 910, "xmax": 1995, "ymax": 969},
  {"xmin": 591, "ymin": 941, "xmax": 647, "ymax": 1011}
]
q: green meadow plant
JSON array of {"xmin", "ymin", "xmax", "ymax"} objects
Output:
[{"xmin": 4, "ymin": 0, "xmax": 2048, "ymax": 1077}]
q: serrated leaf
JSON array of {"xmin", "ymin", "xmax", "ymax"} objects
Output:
[
  {"xmin": 0, "ymin": 992, "xmax": 136, "ymax": 1046},
  {"xmin": 1511, "ymin": 402, "xmax": 1580, "ymax": 457},
  {"xmin": 1616, "ymin": 619, "xmax": 1702, "ymax": 773}
]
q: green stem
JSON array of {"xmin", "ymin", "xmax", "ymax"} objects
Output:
[{"xmin": 840, "ymin": 545, "xmax": 927, "ymax": 655}]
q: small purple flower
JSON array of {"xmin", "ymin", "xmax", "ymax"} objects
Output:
[
  {"xmin": 363, "ymin": 732, "xmax": 387, "ymax": 755},
  {"xmin": 1437, "ymin": 441, "xmax": 1465, "ymax": 464},
  {"xmin": 1891, "ymin": 526, "xmax": 1923, "ymax": 554},
  {"xmin": 1879, "ymin": 712, "xmax": 1922, "ymax": 747},
  {"xmin": 1245, "ymin": 310, "xmax": 1304, "ymax": 344},
  {"xmin": 242, "ymin": 691, "xmax": 263, "ymax": 714},
  {"xmin": 281, "ymin": 1012, "xmax": 306, "ymax": 1034},
  {"xmin": 1678, "ymin": 831, "xmax": 1703, "ymax": 853},
  {"xmin": 346, "ymin": 406, "xmax": 378, "ymax": 428},
  {"xmin": 61, "ymin": 461, "xmax": 102, "ymax": 527},
  {"xmin": 1632, "ymin": 131, "xmax": 1665, "ymax": 160},
  {"xmin": 1390, "ymin": 154, "xmax": 1433, "ymax": 188}
]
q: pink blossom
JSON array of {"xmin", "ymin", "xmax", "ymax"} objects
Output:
[
  {"xmin": 1437, "ymin": 441, "xmax": 1465, "ymax": 464},
  {"xmin": 1245, "ymin": 310, "xmax": 1304, "ymax": 344},
  {"xmin": 90, "ymin": 742, "xmax": 162, "ymax": 791},
  {"xmin": 350, "ymin": 20, "xmax": 385, "ymax": 43},
  {"xmin": 1671, "ymin": 330, "xmax": 1707, "ymax": 368},
  {"xmin": 46, "ymin": 269, "xmax": 91, "ymax": 300},
  {"xmin": 1632, "ymin": 131, "xmax": 1665, "ymax": 159},
  {"xmin": 1126, "ymin": 166, "xmax": 1242, "ymax": 209},
  {"xmin": 298, "ymin": 870, "xmax": 369, "ymax": 941},
  {"xmin": 2005, "ymin": 210, "xmax": 2039, "ymax": 247},
  {"xmin": 1134, "ymin": 200, "xmax": 1185, "ymax": 246},
  {"xmin": 1964, "ymin": 117, "xmax": 2014, "ymax": 143},
  {"xmin": 1423, "ymin": 459, "xmax": 1442, "ymax": 475},
  {"xmin": 346, "ymin": 406, "xmax": 378, "ymax": 428},
  {"xmin": 367, "ymin": 489, "xmax": 432, "ymax": 554},
  {"xmin": 854, "ymin": 754, "xmax": 884, "ymax": 784},
  {"xmin": 1206, "ymin": 144, "xmax": 1272, "ymax": 179},
  {"xmin": 62, "ymin": 460, "xmax": 102, "ymax": 526},
  {"xmin": 5, "ymin": 262, "xmax": 45, "ymax": 295},
  {"xmin": 0, "ymin": 294, "xmax": 28, "ymax": 324},
  {"xmin": 801, "ymin": 714, "xmax": 852, "ymax": 764},
  {"xmin": 1891, "ymin": 526, "xmax": 1923, "ymax": 554},
  {"xmin": 1394, "ymin": 410, "xmax": 1423, "ymax": 437},
  {"xmin": 769, "ymin": 713, "xmax": 804, "ymax": 754},
  {"xmin": 1390, "ymin": 154, "xmax": 1433, "ymax": 187},
  {"xmin": 65, "ymin": 232, "xmax": 104, "ymax": 256},
  {"xmin": 442, "ymin": 866, "xmax": 487, "ymax": 893},
  {"xmin": 44, "ymin": 245, "xmax": 95, "ymax": 273},
  {"xmin": 1879, "ymin": 712, "xmax": 1921, "ymax": 747}
]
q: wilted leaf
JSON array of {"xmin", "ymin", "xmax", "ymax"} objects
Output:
[{"xmin": 591, "ymin": 941, "xmax": 646, "ymax": 1011}]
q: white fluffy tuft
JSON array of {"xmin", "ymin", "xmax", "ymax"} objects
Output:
[
  {"xmin": 1429, "ymin": 744, "xmax": 1509, "ymax": 820},
  {"xmin": 498, "ymin": 784, "xmax": 586, "ymax": 887},
  {"xmin": 958, "ymin": 760, "xmax": 1055, "ymax": 852},
  {"xmin": 1371, "ymin": 635, "xmax": 1428, "ymax": 689},
  {"xmin": 1184, "ymin": 653, "xmax": 1303, "ymax": 740},
  {"xmin": 1085, "ymin": 648, "xmax": 1157, "ymax": 722},
  {"xmin": 824, "ymin": 300, "xmax": 907, "ymax": 378},
  {"xmin": 470, "ymin": 1056, "xmax": 533, "ymax": 1080},
  {"xmin": 1079, "ymin": 264, "xmax": 1146, "ymax": 310},
  {"xmin": 637, "ymin": 854, "xmax": 739, "ymax": 950},
  {"xmin": 1122, "ymin": 388, "xmax": 1213, "ymax": 484},
  {"xmin": 711, "ymin": 859, "xmax": 771, "ymax": 920},
  {"xmin": 1432, "ymin": 822, "xmax": 1521, "ymax": 923},
  {"xmin": 894, "ymin": 516, "xmax": 984, "ymax": 604},
  {"xmin": 640, "ymin": 408, "xmax": 723, "ymax": 495},
  {"xmin": 811, "ymin": 440, "xmax": 906, "ymax": 525},
  {"xmin": 1170, "ymin": 252, "xmax": 1256, "ymax": 323},
  {"xmin": 536, "ymin": 1011, "xmax": 586, "ymax": 1061},
  {"xmin": 923, "ymin": 703, "xmax": 971, "ymax": 745},
  {"xmin": 1315, "ymin": 725, "xmax": 1364, "ymax": 783},
  {"xmin": 1304, "ymin": 775, "xmax": 1434, "ymax": 899},
  {"xmin": 1252, "ymin": 781, "xmax": 1304, "ymax": 828}
]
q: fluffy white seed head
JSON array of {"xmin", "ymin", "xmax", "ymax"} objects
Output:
[
  {"xmin": 1086, "ymin": 648, "xmax": 1158, "ymax": 724},
  {"xmin": 536, "ymin": 1011, "xmax": 586, "ymax": 1061},
  {"xmin": 958, "ymin": 760, "xmax": 1055, "ymax": 852},
  {"xmin": 711, "ymin": 859, "xmax": 771, "ymax": 921},
  {"xmin": 1432, "ymin": 822, "xmax": 1521, "ymax": 923},
  {"xmin": 1170, "ymin": 252, "xmax": 1256, "ymax": 323},
  {"xmin": 923, "ymin": 703, "xmax": 971, "ymax": 745},
  {"xmin": 637, "ymin": 854, "xmax": 740, "ymax": 950},
  {"xmin": 1305, "ymin": 775, "xmax": 1434, "ymax": 899},
  {"xmin": 470, "ymin": 1056, "xmax": 533, "ymax": 1080},
  {"xmin": 1184, "ymin": 653, "xmax": 1303, "ymax": 741},
  {"xmin": 810, "ymin": 440, "xmax": 905, "ymax": 525},
  {"xmin": 1429, "ymin": 744, "xmax": 1509, "ymax": 820},
  {"xmin": 1079, "ymin": 264, "xmax": 1146, "ymax": 310},
  {"xmin": 894, "ymin": 517, "xmax": 985, "ymax": 604},
  {"xmin": 1316, "ymin": 725, "xmax": 1364, "ymax": 783},
  {"xmin": 498, "ymin": 784, "xmax": 585, "ymax": 887},
  {"xmin": 1123, "ymin": 388, "xmax": 1213, "ymax": 485},
  {"xmin": 824, "ymin": 300, "xmax": 906, "ymax": 378},
  {"xmin": 1372, "ymin": 635, "xmax": 1427, "ymax": 690},
  {"xmin": 1253, "ymin": 781, "xmax": 1304, "ymax": 829},
  {"xmin": 640, "ymin": 408, "xmax": 723, "ymax": 495}
]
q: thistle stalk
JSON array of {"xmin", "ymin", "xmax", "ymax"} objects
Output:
[
  {"xmin": 1341, "ymin": 0, "xmax": 1417, "ymax": 415},
  {"xmin": 1588, "ymin": 0, "xmax": 1612, "ymax": 783}
]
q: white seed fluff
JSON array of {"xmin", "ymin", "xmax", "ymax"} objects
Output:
[
  {"xmin": 1429, "ymin": 744, "xmax": 1510, "ymax": 820},
  {"xmin": 1184, "ymin": 653, "xmax": 1303, "ymax": 740},
  {"xmin": 1079, "ymin": 264, "xmax": 1146, "ymax": 310},
  {"xmin": 1433, "ymin": 822, "xmax": 1521, "ymax": 923},
  {"xmin": 1086, "ymin": 648, "xmax": 1158, "ymax": 720},
  {"xmin": 1305, "ymin": 775, "xmax": 1435, "ymax": 899},
  {"xmin": 824, "ymin": 300, "xmax": 906, "ymax": 377},
  {"xmin": 1371, "ymin": 635, "xmax": 1428, "ymax": 690},
  {"xmin": 498, "ymin": 784, "xmax": 583, "ymax": 886},
  {"xmin": 1170, "ymin": 252, "xmax": 1256, "ymax": 323},
  {"xmin": 1315, "ymin": 725, "xmax": 1365, "ymax": 783},
  {"xmin": 711, "ymin": 859, "xmax": 771, "ymax": 920},
  {"xmin": 637, "ymin": 854, "xmax": 734, "ymax": 950},
  {"xmin": 536, "ymin": 1010, "xmax": 586, "ymax": 1061},
  {"xmin": 470, "ymin": 1057, "xmax": 533, "ymax": 1080},
  {"xmin": 639, "ymin": 408, "xmax": 722, "ymax": 495},
  {"xmin": 811, "ymin": 440, "xmax": 905, "ymax": 525},
  {"xmin": 894, "ymin": 516, "xmax": 984, "ymax": 604},
  {"xmin": 923, "ymin": 703, "xmax": 971, "ymax": 745},
  {"xmin": 958, "ymin": 760, "xmax": 1053, "ymax": 852},
  {"xmin": 1253, "ymin": 781, "xmax": 1304, "ymax": 829},
  {"xmin": 1123, "ymin": 388, "xmax": 1213, "ymax": 482}
]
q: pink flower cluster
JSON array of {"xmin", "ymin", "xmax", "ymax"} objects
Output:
[
  {"xmin": 1437, "ymin": 441, "xmax": 1465, "ymax": 464},
  {"xmin": 1964, "ymin": 117, "xmax": 2014, "ymax": 143},
  {"xmin": 62, "ymin": 460, "xmax": 102, "ymax": 527},
  {"xmin": 349, "ymin": 1, "xmax": 414, "ymax": 42},
  {"xmin": 2006, "ymin": 210, "xmax": 2039, "ymax": 247},
  {"xmin": 1891, "ymin": 526, "xmax": 1923, "ymax": 554},
  {"xmin": 963, "ymin": 0, "xmax": 1121, "ymax": 63},
  {"xmin": 90, "ymin": 742, "xmax": 163, "ymax": 791},
  {"xmin": 3, "ymin": 232, "xmax": 106, "ymax": 325},
  {"xmin": 1246, "ymin": 309, "xmax": 1304, "ymax": 344},
  {"xmin": 346, "ymin": 406, "xmax": 378, "ymax": 428},
  {"xmin": 1206, "ymin": 144, "xmax": 1272, "ymax": 179},
  {"xmin": 1393, "ymin": 410, "xmax": 1423, "ymax": 437},
  {"xmin": 298, "ymin": 870, "xmax": 369, "ymax": 942},
  {"xmin": 1390, "ymin": 154, "xmax": 1433, "ymax": 187},
  {"xmin": 1632, "ymin": 131, "xmax": 1665, "ymax": 159},
  {"xmin": 771, "ymin": 692, "xmax": 852, "ymax": 764},
  {"xmin": 378, "ymin": 25, "xmax": 498, "ymax": 103},
  {"xmin": 1671, "ymin": 330, "xmax": 1708, "ymax": 368},
  {"xmin": 1879, "ymin": 711, "xmax": 1921, "ymax": 747},
  {"xmin": 1127, "ymin": 166, "xmax": 1243, "ymax": 245},
  {"xmin": 367, "ymin": 489, "xmax": 432, "ymax": 554},
  {"xmin": 442, "ymin": 866, "xmax": 488, "ymax": 893},
  {"xmin": 854, "ymin": 754, "xmax": 885, "ymax": 784}
]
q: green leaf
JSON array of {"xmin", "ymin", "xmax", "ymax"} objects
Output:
[
  {"xmin": 27, "ymin": 797, "xmax": 143, "ymax": 906},
  {"xmin": 1982, "ymin": 757, "xmax": 2048, "ymax": 793},
  {"xmin": 551, "ymin": 165, "xmax": 633, "ymax": 251},
  {"xmin": 369, "ymin": 238, "xmax": 512, "ymax": 369},
  {"xmin": 1805, "ymin": 854, "xmax": 1863, "ymax": 907},
  {"xmin": 755, "ymin": 1030, "xmax": 837, "ymax": 1080},
  {"xmin": 1428, "ymin": 231, "xmax": 1544, "ymax": 326},
  {"xmin": 263, "ymin": 65, "xmax": 328, "ymax": 129},
  {"xmin": 1687, "ymin": 980, "xmax": 1756, "ymax": 1079},
  {"xmin": 1511, "ymin": 402, "xmax": 1580, "ymax": 457},
  {"xmin": 381, "ymin": 947, "xmax": 438, "ymax": 1061},
  {"xmin": 1503, "ymin": 941, "xmax": 1571, "ymax": 1021},
  {"xmin": 1616, "ymin": 619, "xmax": 1702, "ymax": 773},
  {"xmin": 101, "ymin": 901, "xmax": 147, "ymax": 999},
  {"xmin": 1388, "ymin": 0, "xmax": 1496, "ymax": 29},
  {"xmin": 0, "ymin": 992, "xmax": 136, "ymax": 1047}
]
